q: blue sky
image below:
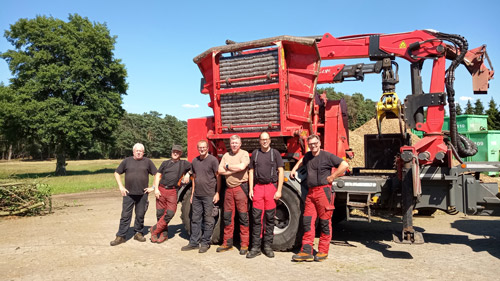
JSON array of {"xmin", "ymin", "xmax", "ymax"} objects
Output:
[{"xmin": 1, "ymin": 0, "xmax": 499, "ymax": 121}]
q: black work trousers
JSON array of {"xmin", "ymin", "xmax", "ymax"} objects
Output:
[
  {"xmin": 116, "ymin": 193, "xmax": 148, "ymax": 237},
  {"xmin": 189, "ymin": 195, "xmax": 215, "ymax": 247}
]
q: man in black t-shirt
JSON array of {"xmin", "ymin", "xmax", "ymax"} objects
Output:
[
  {"xmin": 110, "ymin": 143, "xmax": 157, "ymax": 246},
  {"xmin": 290, "ymin": 135, "xmax": 348, "ymax": 262},
  {"xmin": 246, "ymin": 132, "xmax": 284, "ymax": 259},
  {"xmin": 181, "ymin": 140, "xmax": 220, "ymax": 253},
  {"xmin": 150, "ymin": 144, "xmax": 191, "ymax": 243}
]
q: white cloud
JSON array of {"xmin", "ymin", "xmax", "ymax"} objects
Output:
[
  {"xmin": 459, "ymin": 96, "xmax": 473, "ymax": 101},
  {"xmin": 182, "ymin": 104, "xmax": 199, "ymax": 108}
]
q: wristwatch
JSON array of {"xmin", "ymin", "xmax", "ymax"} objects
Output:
[{"xmin": 225, "ymin": 164, "xmax": 229, "ymax": 169}]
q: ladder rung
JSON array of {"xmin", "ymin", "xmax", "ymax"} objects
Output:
[{"xmin": 347, "ymin": 202, "xmax": 368, "ymax": 207}]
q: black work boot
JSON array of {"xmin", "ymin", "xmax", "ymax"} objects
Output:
[
  {"xmin": 262, "ymin": 245, "xmax": 275, "ymax": 258},
  {"xmin": 181, "ymin": 244, "xmax": 200, "ymax": 251},
  {"xmin": 199, "ymin": 244, "xmax": 210, "ymax": 253},
  {"xmin": 133, "ymin": 232, "xmax": 146, "ymax": 242},
  {"xmin": 246, "ymin": 248, "xmax": 261, "ymax": 259},
  {"xmin": 110, "ymin": 236, "xmax": 126, "ymax": 246}
]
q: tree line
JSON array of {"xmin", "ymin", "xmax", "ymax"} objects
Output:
[{"xmin": 0, "ymin": 14, "xmax": 498, "ymax": 175}]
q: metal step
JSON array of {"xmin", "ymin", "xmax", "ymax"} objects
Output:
[{"xmin": 346, "ymin": 192, "xmax": 372, "ymax": 223}]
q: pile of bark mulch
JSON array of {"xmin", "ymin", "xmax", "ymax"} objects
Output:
[{"xmin": 348, "ymin": 118, "xmax": 420, "ymax": 168}]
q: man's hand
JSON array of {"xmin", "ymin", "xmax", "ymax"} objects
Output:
[
  {"xmin": 155, "ymin": 189, "xmax": 161, "ymax": 199},
  {"xmin": 274, "ymin": 190, "xmax": 282, "ymax": 200},
  {"xmin": 213, "ymin": 192, "xmax": 220, "ymax": 204},
  {"xmin": 144, "ymin": 187, "xmax": 155, "ymax": 194},
  {"xmin": 182, "ymin": 173, "xmax": 190, "ymax": 184},
  {"xmin": 249, "ymin": 188, "xmax": 254, "ymax": 200},
  {"xmin": 326, "ymin": 175, "xmax": 335, "ymax": 184},
  {"xmin": 119, "ymin": 186, "xmax": 129, "ymax": 197},
  {"xmin": 290, "ymin": 170, "xmax": 297, "ymax": 180}
]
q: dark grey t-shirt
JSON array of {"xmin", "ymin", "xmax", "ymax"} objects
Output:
[
  {"xmin": 158, "ymin": 160, "xmax": 191, "ymax": 188},
  {"xmin": 115, "ymin": 157, "xmax": 157, "ymax": 195},
  {"xmin": 303, "ymin": 150, "xmax": 343, "ymax": 188},
  {"xmin": 249, "ymin": 148, "xmax": 284, "ymax": 184},
  {"xmin": 191, "ymin": 154, "xmax": 219, "ymax": 197}
]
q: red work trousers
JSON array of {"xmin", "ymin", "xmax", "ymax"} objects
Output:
[
  {"xmin": 152, "ymin": 187, "xmax": 177, "ymax": 236},
  {"xmin": 300, "ymin": 185, "xmax": 335, "ymax": 255},
  {"xmin": 251, "ymin": 183, "xmax": 277, "ymax": 248},
  {"xmin": 222, "ymin": 185, "xmax": 249, "ymax": 248}
]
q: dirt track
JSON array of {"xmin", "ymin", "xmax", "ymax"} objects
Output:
[{"xmin": 1, "ymin": 190, "xmax": 499, "ymax": 281}]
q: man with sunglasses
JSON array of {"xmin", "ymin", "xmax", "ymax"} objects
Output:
[
  {"xmin": 149, "ymin": 144, "xmax": 191, "ymax": 243},
  {"xmin": 290, "ymin": 134, "xmax": 348, "ymax": 262},
  {"xmin": 246, "ymin": 131, "xmax": 284, "ymax": 259}
]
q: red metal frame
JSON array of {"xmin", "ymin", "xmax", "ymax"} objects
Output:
[{"xmin": 190, "ymin": 30, "xmax": 493, "ymax": 167}]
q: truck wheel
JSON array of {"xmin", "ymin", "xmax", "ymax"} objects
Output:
[
  {"xmin": 272, "ymin": 186, "xmax": 301, "ymax": 251},
  {"xmin": 180, "ymin": 188, "xmax": 223, "ymax": 244}
]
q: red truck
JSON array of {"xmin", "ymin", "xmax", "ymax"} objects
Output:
[{"xmin": 179, "ymin": 30, "xmax": 499, "ymax": 250}]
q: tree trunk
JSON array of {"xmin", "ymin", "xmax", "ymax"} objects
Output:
[
  {"xmin": 55, "ymin": 153, "xmax": 67, "ymax": 176},
  {"xmin": 8, "ymin": 144, "xmax": 12, "ymax": 161}
]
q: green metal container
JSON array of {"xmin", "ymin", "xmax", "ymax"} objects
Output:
[
  {"xmin": 443, "ymin": 115, "xmax": 488, "ymax": 133},
  {"xmin": 465, "ymin": 130, "xmax": 500, "ymax": 176}
]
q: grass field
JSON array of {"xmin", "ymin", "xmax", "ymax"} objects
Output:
[{"xmin": 0, "ymin": 159, "xmax": 167, "ymax": 195}]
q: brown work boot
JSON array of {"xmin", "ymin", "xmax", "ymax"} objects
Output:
[
  {"xmin": 134, "ymin": 232, "xmax": 146, "ymax": 242},
  {"xmin": 291, "ymin": 252, "xmax": 314, "ymax": 262},
  {"xmin": 156, "ymin": 231, "xmax": 168, "ymax": 244},
  {"xmin": 239, "ymin": 246, "xmax": 248, "ymax": 255},
  {"xmin": 110, "ymin": 236, "xmax": 126, "ymax": 246},
  {"xmin": 314, "ymin": 252, "xmax": 328, "ymax": 262},
  {"xmin": 216, "ymin": 245, "xmax": 233, "ymax": 253}
]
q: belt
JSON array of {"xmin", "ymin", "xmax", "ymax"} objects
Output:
[
  {"xmin": 228, "ymin": 182, "xmax": 248, "ymax": 188},
  {"xmin": 310, "ymin": 184, "xmax": 331, "ymax": 189},
  {"xmin": 159, "ymin": 184, "xmax": 177, "ymax": 190}
]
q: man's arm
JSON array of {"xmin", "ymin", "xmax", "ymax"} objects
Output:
[
  {"xmin": 248, "ymin": 169, "xmax": 254, "ymax": 200},
  {"xmin": 326, "ymin": 160, "xmax": 349, "ymax": 184},
  {"xmin": 290, "ymin": 157, "xmax": 304, "ymax": 179},
  {"xmin": 114, "ymin": 172, "xmax": 128, "ymax": 196},
  {"xmin": 274, "ymin": 167, "xmax": 284, "ymax": 200},
  {"xmin": 213, "ymin": 173, "xmax": 221, "ymax": 204}
]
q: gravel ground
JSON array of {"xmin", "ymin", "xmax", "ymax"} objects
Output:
[{"xmin": 1, "ymin": 189, "xmax": 499, "ymax": 281}]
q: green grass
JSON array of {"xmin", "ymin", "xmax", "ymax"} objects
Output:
[{"xmin": 0, "ymin": 159, "xmax": 167, "ymax": 195}]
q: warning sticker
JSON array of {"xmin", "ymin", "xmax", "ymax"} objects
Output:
[{"xmin": 399, "ymin": 41, "xmax": 407, "ymax": 49}]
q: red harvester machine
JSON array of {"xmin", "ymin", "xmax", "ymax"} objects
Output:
[{"xmin": 180, "ymin": 30, "xmax": 499, "ymax": 250}]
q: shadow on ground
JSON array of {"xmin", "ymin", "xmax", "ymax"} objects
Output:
[{"xmin": 332, "ymin": 217, "xmax": 500, "ymax": 260}]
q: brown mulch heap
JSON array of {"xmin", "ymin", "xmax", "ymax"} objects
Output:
[{"xmin": 348, "ymin": 118, "xmax": 420, "ymax": 168}]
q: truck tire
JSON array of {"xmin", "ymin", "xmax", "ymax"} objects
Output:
[
  {"xmin": 272, "ymin": 186, "xmax": 302, "ymax": 251},
  {"xmin": 180, "ymin": 188, "xmax": 223, "ymax": 244}
]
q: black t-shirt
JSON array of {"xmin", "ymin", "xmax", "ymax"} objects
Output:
[
  {"xmin": 249, "ymin": 148, "xmax": 284, "ymax": 184},
  {"xmin": 158, "ymin": 159, "xmax": 191, "ymax": 188},
  {"xmin": 191, "ymin": 154, "xmax": 219, "ymax": 197},
  {"xmin": 115, "ymin": 157, "xmax": 157, "ymax": 195},
  {"xmin": 303, "ymin": 150, "xmax": 343, "ymax": 188}
]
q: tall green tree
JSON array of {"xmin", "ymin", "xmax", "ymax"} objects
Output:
[
  {"xmin": 474, "ymin": 99, "xmax": 485, "ymax": 115},
  {"xmin": 1, "ymin": 14, "xmax": 127, "ymax": 175},
  {"xmin": 455, "ymin": 103, "xmax": 463, "ymax": 115},
  {"xmin": 486, "ymin": 97, "xmax": 499, "ymax": 130},
  {"xmin": 464, "ymin": 100, "xmax": 474, "ymax": 114}
]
